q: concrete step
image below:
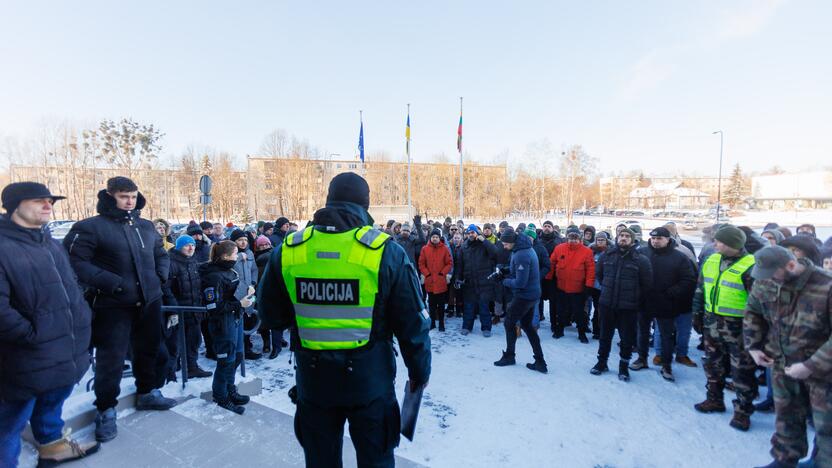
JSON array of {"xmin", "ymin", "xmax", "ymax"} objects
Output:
[{"xmin": 50, "ymin": 394, "xmax": 422, "ymax": 467}]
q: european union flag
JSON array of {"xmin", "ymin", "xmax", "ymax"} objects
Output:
[{"xmin": 358, "ymin": 121, "xmax": 365, "ymax": 163}]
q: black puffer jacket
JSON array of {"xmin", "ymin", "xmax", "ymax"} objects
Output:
[
  {"xmin": 163, "ymin": 248, "xmax": 201, "ymax": 306},
  {"xmin": 639, "ymin": 239, "xmax": 696, "ymax": 318},
  {"xmin": 0, "ymin": 216, "xmax": 92, "ymax": 401},
  {"xmin": 460, "ymin": 237, "xmax": 499, "ymax": 303},
  {"xmin": 539, "ymin": 231, "xmax": 563, "ymax": 256},
  {"xmin": 199, "ymin": 261, "xmax": 242, "ymax": 320},
  {"xmin": 596, "ymin": 245, "xmax": 653, "ymax": 310},
  {"xmin": 64, "ymin": 190, "xmax": 170, "ymax": 308}
]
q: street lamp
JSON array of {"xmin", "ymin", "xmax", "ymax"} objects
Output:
[{"xmin": 712, "ymin": 130, "xmax": 724, "ymax": 224}]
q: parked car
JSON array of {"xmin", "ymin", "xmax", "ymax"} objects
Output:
[
  {"xmin": 46, "ymin": 220, "xmax": 73, "ymax": 232},
  {"xmin": 49, "ymin": 222, "xmax": 76, "ymax": 241}
]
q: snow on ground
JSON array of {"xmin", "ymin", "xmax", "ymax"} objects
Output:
[
  {"xmin": 49, "ymin": 305, "xmax": 813, "ymax": 467},
  {"xmin": 223, "ymin": 312, "xmax": 781, "ymax": 468}
]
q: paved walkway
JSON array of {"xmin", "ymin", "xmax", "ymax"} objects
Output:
[{"xmin": 24, "ymin": 399, "xmax": 422, "ymax": 468}]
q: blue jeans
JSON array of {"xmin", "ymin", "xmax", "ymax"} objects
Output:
[
  {"xmin": 209, "ymin": 314, "xmax": 243, "ymax": 399},
  {"xmin": 653, "ymin": 312, "xmax": 693, "ymax": 357},
  {"xmin": 463, "ymin": 301, "xmax": 491, "ymax": 332},
  {"xmin": 0, "ymin": 385, "xmax": 74, "ymax": 467}
]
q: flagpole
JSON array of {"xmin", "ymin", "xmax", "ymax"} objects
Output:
[
  {"xmin": 407, "ymin": 103, "xmax": 412, "ymax": 220},
  {"xmin": 458, "ymin": 96, "xmax": 464, "ymax": 220}
]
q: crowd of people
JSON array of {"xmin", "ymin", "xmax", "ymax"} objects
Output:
[{"xmin": 0, "ymin": 174, "xmax": 830, "ymax": 468}]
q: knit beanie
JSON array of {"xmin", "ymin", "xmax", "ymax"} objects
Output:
[
  {"xmin": 175, "ymin": 234, "xmax": 196, "ymax": 250},
  {"xmin": 762, "ymin": 229, "xmax": 785, "ymax": 244},
  {"xmin": 326, "ymin": 173, "xmax": 370, "ymax": 209},
  {"xmin": 618, "ymin": 227, "xmax": 635, "ymax": 239},
  {"xmin": 525, "ymin": 228, "xmax": 537, "ymax": 240},
  {"xmin": 714, "ymin": 225, "xmax": 747, "ymax": 251},
  {"xmin": 430, "ymin": 228, "xmax": 442, "ymax": 239},
  {"xmin": 467, "ymin": 224, "xmax": 479, "ymax": 233},
  {"xmin": 230, "ymin": 229, "xmax": 247, "ymax": 242},
  {"xmin": 186, "ymin": 224, "xmax": 203, "ymax": 236},
  {"xmin": 275, "ymin": 217, "xmax": 290, "ymax": 230},
  {"xmin": 255, "ymin": 235, "xmax": 272, "ymax": 248},
  {"xmin": 500, "ymin": 229, "xmax": 517, "ymax": 243}
]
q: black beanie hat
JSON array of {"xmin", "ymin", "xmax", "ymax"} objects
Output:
[
  {"xmin": 199, "ymin": 221, "xmax": 213, "ymax": 231},
  {"xmin": 430, "ymin": 228, "xmax": 442, "ymax": 239},
  {"xmin": 230, "ymin": 229, "xmax": 247, "ymax": 242},
  {"xmin": 326, "ymin": 173, "xmax": 370, "ymax": 209},
  {"xmin": 500, "ymin": 229, "xmax": 517, "ymax": 243},
  {"xmin": 186, "ymin": 224, "xmax": 203, "ymax": 236},
  {"xmin": 275, "ymin": 217, "xmax": 290, "ymax": 229}
]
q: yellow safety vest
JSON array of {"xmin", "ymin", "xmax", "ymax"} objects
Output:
[
  {"xmin": 281, "ymin": 226, "xmax": 389, "ymax": 350},
  {"xmin": 702, "ymin": 253, "xmax": 755, "ymax": 318}
]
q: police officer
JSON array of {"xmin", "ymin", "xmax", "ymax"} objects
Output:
[
  {"xmin": 692, "ymin": 224, "xmax": 758, "ymax": 431},
  {"xmin": 257, "ymin": 173, "xmax": 431, "ymax": 468},
  {"xmin": 745, "ymin": 246, "xmax": 832, "ymax": 468}
]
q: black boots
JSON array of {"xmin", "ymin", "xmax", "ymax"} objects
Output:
[
  {"xmin": 215, "ymin": 397, "xmax": 245, "ymax": 415},
  {"xmin": 618, "ymin": 360, "xmax": 630, "ymax": 382},
  {"xmin": 493, "ymin": 351, "xmax": 516, "ymax": 367},
  {"xmin": 228, "ymin": 386, "xmax": 250, "ymax": 406},
  {"xmin": 578, "ymin": 331, "xmax": 589, "ymax": 344},
  {"xmin": 590, "ymin": 359, "xmax": 608, "ymax": 375},
  {"xmin": 526, "ymin": 359, "xmax": 548, "ymax": 374}
]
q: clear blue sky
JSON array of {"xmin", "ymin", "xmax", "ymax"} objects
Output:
[{"xmin": 1, "ymin": 0, "xmax": 830, "ymax": 175}]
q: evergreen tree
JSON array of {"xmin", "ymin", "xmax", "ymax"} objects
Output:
[{"xmin": 724, "ymin": 163, "xmax": 746, "ymax": 208}]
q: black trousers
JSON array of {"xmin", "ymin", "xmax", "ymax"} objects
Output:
[
  {"xmin": 636, "ymin": 312, "xmax": 676, "ymax": 364},
  {"xmin": 184, "ymin": 314, "xmax": 204, "ymax": 369},
  {"xmin": 201, "ymin": 317, "xmax": 215, "ymax": 358},
  {"xmin": 596, "ymin": 306, "xmax": 637, "ymax": 363},
  {"xmin": 587, "ymin": 288, "xmax": 601, "ymax": 334},
  {"xmin": 92, "ymin": 300, "xmax": 166, "ymax": 411},
  {"xmin": 428, "ymin": 292, "xmax": 447, "ymax": 329},
  {"xmin": 294, "ymin": 394, "xmax": 400, "ymax": 468},
  {"xmin": 555, "ymin": 291, "xmax": 588, "ymax": 332},
  {"xmin": 504, "ymin": 298, "xmax": 545, "ymax": 361}
]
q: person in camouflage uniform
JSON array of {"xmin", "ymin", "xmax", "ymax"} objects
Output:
[
  {"xmin": 744, "ymin": 246, "xmax": 832, "ymax": 468},
  {"xmin": 692, "ymin": 225, "xmax": 759, "ymax": 431}
]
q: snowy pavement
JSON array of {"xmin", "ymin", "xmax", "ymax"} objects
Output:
[
  {"xmin": 237, "ymin": 311, "xmax": 782, "ymax": 468},
  {"xmin": 23, "ymin": 309, "xmax": 804, "ymax": 468}
]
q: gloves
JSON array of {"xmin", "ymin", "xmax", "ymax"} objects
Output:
[
  {"xmin": 413, "ymin": 215, "xmax": 422, "ymax": 226},
  {"xmin": 166, "ymin": 314, "xmax": 179, "ymax": 329},
  {"xmin": 446, "ymin": 274, "xmax": 452, "ymax": 284},
  {"xmin": 692, "ymin": 313, "xmax": 703, "ymax": 335}
]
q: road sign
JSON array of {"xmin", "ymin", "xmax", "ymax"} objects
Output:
[{"xmin": 199, "ymin": 175, "xmax": 212, "ymax": 195}]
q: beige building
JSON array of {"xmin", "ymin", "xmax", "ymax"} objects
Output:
[
  {"xmin": 600, "ymin": 176, "xmax": 720, "ymax": 209},
  {"xmin": 751, "ymin": 171, "xmax": 832, "ymax": 209}
]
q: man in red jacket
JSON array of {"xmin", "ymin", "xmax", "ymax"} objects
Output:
[
  {"xmin": 419, "ymin": 228, "xmax": 454, "ymax": 331},
  {"xmin": 548, "ymin": 227, "xmax": 595, "ymax": 342}
]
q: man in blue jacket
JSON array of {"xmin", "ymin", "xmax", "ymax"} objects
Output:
[
  {"xmin": 257, "ymin": 173, "xmax": 431, "ymax": 468},
  {"xmin": 0, "ymin": 182, "xmax": 99, "ymax": 466},
  {"xmin": 493, "ymin": 230, "xmax": 548, "ymax": 373}
]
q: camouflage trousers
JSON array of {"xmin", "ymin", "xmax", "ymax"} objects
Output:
[
  {"xmin": 702, "ymin": 314, "xmax": 758, "ymax": 414},
  {"xmin": 771, "ymin": 367, "xmax": 830, "ymax": 466}
]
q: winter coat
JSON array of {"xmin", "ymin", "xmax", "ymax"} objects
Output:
[
  {"xmin": 596, "ymin": 245, "xmax": 653, "ymax": 310},
  {"xmin": 418, "ymin": 241, "xmax": 453, "ymax": 294},
  {"xmin": 64, "ymin": 190, "xmax": 170, "ymax": 309},
  {"xmin": 460, "ymin": 237, "xmax": 499, "ymax": 303},
  {"xmin": 194, "ymin": 239, "xmax": 211, "ymax": 264},
  {"xmin": 532, "ymin": 238, "xmax": 551, "ymax": 280},
  {"xmin": 0, "ymin": 216, "xmax": 92, "ymax": 401},
  {"xmin": 254, "ymin": 247, "xmax": 273, "ymax": 280},
  {"xmin": 547, "ymin": 242, "xmax": 596, "ymax": 294},
  {"xmin": 450, "ymin": 242, "xmax": 465, "ymax": 283},
  {"xmin": 199, "ymin": 260, "xmax": 242, "ymax": 358},
  {"xmin": 395, "ymin": 226, "xmax": 426, "ymax": 266},
  {"xmin": 267, "ymin": 231, "xmax": 285, "ymax": 249},
  {"xmin": 162, "ymin": 248, "xmax": 202, "ymax": 307},
  {"xmin": 639, "ymin": 239, "xmax": 697, "ymax": 318},
  {"xmin": 502, "ymin": 234, "xmax": 541, "ymax": 301},
  {"xmin": 590, "ymin": 244, "xmax": 609, "ymax": 289},
  {"xmin": 233, "ymin": 248, "xmax": 258, "ymax": 313},
  {"xmin": 539, "ymin": 231, "xmax": 563, "ymax": 256},
  {"xmin": 745, "ymin": 260, "xmax": 832, "ymax": 380},
  {"xmin": 257, "ymin": 201, "xmax": 431, "ymax": 408}
]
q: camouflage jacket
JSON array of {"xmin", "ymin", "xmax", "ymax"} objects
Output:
[{"xmin": 743, "ymin": 259, "xmax": 832, "ymax": 378}]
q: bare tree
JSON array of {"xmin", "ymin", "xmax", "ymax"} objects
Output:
[
  {"xmin": 94, "ymin": 118, "xmax": 164, "ymax": 176},
  {"xmin": 259, "ymin": 129, "xmax": 289, "ymax": 158}
]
